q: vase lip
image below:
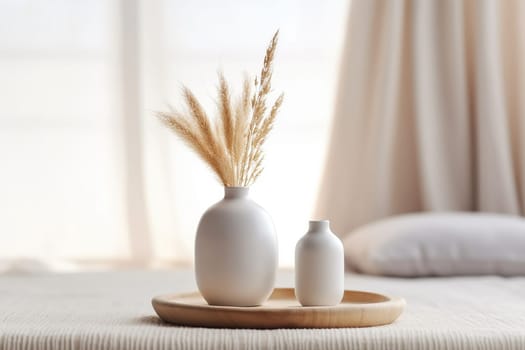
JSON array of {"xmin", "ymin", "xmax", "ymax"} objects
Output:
[
  {"xmin": 308, "ymin": 220, "xmax": 330, "ymax": 231},
  {"xmin": 224, "ymin": 186, "xmax": 249, "ymax": 198}
]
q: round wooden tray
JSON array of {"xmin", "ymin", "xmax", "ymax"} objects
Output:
[{"xmin": 152, "ymin": 288, "xmax": 405, "ymax": 328}]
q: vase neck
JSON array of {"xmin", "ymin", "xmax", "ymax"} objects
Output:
[
  {"xmin": 308, "ymin": 220, "xmax": 330, "ymax": 232},
  {"xmin": 224, "ymin": 187, "xmax": 249, "ymax": 199}
]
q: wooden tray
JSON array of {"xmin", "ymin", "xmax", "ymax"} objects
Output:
[{"xmin": 152, "ymin": 288, "xmax": 405, "ymax": 328}]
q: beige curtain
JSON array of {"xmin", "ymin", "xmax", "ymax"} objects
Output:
[{"xmin": 316, "ymin": 0, "xmax": 525, "ymax": 236}]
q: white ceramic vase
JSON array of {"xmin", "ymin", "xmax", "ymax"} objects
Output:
[
  {"xmin": 195, "ymin": 187, "xmax": 278, "ymax": 306},
  {"xmin": 295, "ymin": 220, "xmax": 344, "ymax": 306}
]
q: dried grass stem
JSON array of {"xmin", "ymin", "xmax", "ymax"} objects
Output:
[{"xmin": 157, "ymin": 30, "xmax": 282, "ymax": 187}]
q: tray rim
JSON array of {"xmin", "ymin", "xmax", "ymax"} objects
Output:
[
  {"xmin": 153, "ymin": 288, "xmax": 404, "ymax": 312},
  {"xmin": 152, "ymin": 287, "xmax": 406, "ymax": 328}
]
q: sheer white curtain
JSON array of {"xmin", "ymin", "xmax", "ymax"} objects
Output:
[{"xmin": 0, "ymin": 0, "xmax": 349, "ymax": 270}]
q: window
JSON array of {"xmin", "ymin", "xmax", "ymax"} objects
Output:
[{"xmin": 0, "ymin": 0, "xmax": 350, "ymax": 268}]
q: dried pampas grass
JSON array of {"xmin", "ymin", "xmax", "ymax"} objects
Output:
[{"xmin": 157, "ymin": 30, "xmax": 283, "ymax": 187}]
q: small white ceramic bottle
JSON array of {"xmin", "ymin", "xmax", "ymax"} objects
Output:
[{"xmin": 295, "ymin": 220, "xmax": 344, "ymax": 306}]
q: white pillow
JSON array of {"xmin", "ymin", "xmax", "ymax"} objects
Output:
[{"xmin": 344, "ymin": 212, "xmax": 525, "ymax": 277}]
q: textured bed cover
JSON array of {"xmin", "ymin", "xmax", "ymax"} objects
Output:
[{"xmin": 0, "ymin": 269, "xmax": 524, "ymax": 350}]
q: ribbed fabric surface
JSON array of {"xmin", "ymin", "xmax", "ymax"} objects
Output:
[{"xmin": 1, "ymin": 270, "xmax": 525, "ymax": 350}]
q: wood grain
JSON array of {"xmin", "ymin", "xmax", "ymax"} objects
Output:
[{"xmin": 152, "ymin": 288, "xmax": 405, "ymax": 329}]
